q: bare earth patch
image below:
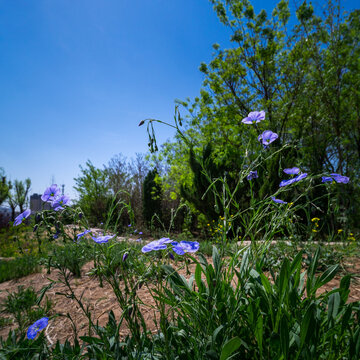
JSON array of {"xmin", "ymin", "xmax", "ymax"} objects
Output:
[{"xmin": 0, "ymin": 256, "xmax": 359, "ymax": 344}]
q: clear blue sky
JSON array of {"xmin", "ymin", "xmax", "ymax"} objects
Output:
[{"xmin": 0, "ymin": 0, "xmax": 358, "ymax": 202}]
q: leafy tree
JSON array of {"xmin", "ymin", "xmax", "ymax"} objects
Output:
[
  {"xmin": 13, "ymin": 178, "xmax": 31, "ymax": 213},
  {"xmin": 153, "ymin": 0, "xmax": 360, "ymax": 233},
  {"xmin": 143, "ymin": 168, "xmax": 163, "ymax": 228},
  {"xmin": 0, "ymin": 168, "xmax": 10, "ymax": 206},
  {"xmin": 74, "ymin": 161, "xmax": 110, "ymax": 225}
]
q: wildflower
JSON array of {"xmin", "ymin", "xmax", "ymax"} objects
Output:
[
  {"xmin": 169, "ymin": 252, "xmax": 175, "ymax": 260},
  {"xmin": 52, "ymin": 195, "xmax": 70, "ymax": 211},
  {"xmin": 279, "ymin": 173, "xmax": 308, "ymax": 187},
  {"xmin": 311, "ymin": 218, "xmax": 320, "ymax": 222},
  {"xmin": 283, "ymin": 167, "xmax": 300, "ymax": 175},
  {"xmin": 139, "ymin": 231, "xmax": 143, "ymax": 235},
  {"xmin": 53, "ymin": 230, "xmax": 60, "ymax": 239},
  {"xmin": 338, "ymin": 229, "xmax": 343, "ymax": 234},
  {"xmin": 41, "ymin": 184, "xmax": 60, "ymax": 202},
  {"xmin": 247, "ymin": 170, "xmax": 258, "ymax": 180},
  {"xmin": 271, "ymin": 196, "xmax": 287, "ymax": 204},
  {"xmin": 141, "ymin": 237, "xmax": 173, "ymax": 253},
  {"xmin": 77, "ymin": 229, "xmax": 91, "ymax": 240},
  {"xmin": 92, "ymin": 235, "xmax": 115, "ymax": 244},
  {"xmin": 171, "ymin": 241, "xmax": 200, "ymax": 255},
  {"xmin": 322, "ymin": 173, "xmax": 350, "ymax": 184},
  {"xmin": 128, "ymin": 224, "xmax": 132, "ymax": 227},
  {"xmin": 122, "ymin": 252, "xmax": 129, "ymax": 262},
  {"xmin": 27, "ymin": 317, "xmax": 49, "ymax": 340},
  {"xmin": 13, "ymin": 209, "xmax": 31, "ymax": 226},
  {"xmin": 241, "ymin": 110, "xmax": 265, "ymax": 124},
  {"xmin": 312, "ymin": 229, "xmax": 317, "ymax": 233},
  {"xmin": 258, "ymin": 130, "xmax": 278, "ymax": 148}
]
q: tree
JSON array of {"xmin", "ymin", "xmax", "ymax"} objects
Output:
[
  {"xmin": 153, "ymin": 0, "xmax": 360, "ymax": 232},
  {"xmin": 143, "ymin": 168, "xmax": 163, "ymax": 228},
  {"xmin": 74, "ymin": 161, "xmax": 110, "ymax": 225},
  {"xmin": 0, "ymin": 168, "xmax": 10, "ymax": 206},
  {"xmin": 13, "ymin": 178, "xmax": 31, "ymax": 213}
]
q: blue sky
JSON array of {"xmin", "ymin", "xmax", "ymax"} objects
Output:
[{"xmin": 0, "ymin": 0, "xmax": 358, "ymax": 202}]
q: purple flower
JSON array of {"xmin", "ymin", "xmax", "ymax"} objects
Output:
[
  {"xmin": 139, "ymin": 231, "xmax": 143, "ymax": 235},
  {"xmin": 41, "ymin": 184, "xmax": 61, "ymax": 202},
  {"xmin": 92, "ymin": 235, "xmax": 115, "ymax": 244},
  {"xmin": 52, "ymin": 195, "xmax": 70, "ymax": 211},
  {"xmin": 279, "ymin": 173, "xmax": 308, "ymax": 187},
  {"xmin": 53, "ymin": 230, "xmax": 60, "ymax": 239},
  {"xmin": 258, "ymin": 130, "xmax": 278, "ymax": 148},
  {"xmin": 322, "ymin": 173, "xmax": 349, "ymax": 184},
  {"xmin": 283, "ymin": 167, "xmax": 300, "ymax": 175},
  {"xmin": 271, "ymin": 196, "xmax": 287, "ymax": 204},
  {"xmin": 122, "ymin": 252, "xmax": 128, "ymax": 262},
  {"xmin": 13, "ymin": 209, "xmax": 31, "ymax": 226},
  {"xmin": 77, "ymin": 229, "xmax": 91, "ymax": 240},
  {"xmin": 27, "ymin": 317, "xmax": 49, "ymax": 340},
  {"xmin": 141, "ymin": 237, "xmax": 173, "ymax": 253},
  {"xmin": 171, "ymin": 240, "xmax": 200, "ymax": 255},
  {"xmin": 241, "ymin": 111, "xmax": 265, "ymax": 124},
  {"xmin": 128, "ymin": 224, "xmax": 132, "ymax": 227},
  {"xmin": 247, "ymin": 171, "xmax": 258, "ymax": 181},
  {"xmin": 279, "ymin": 178, "xmax": 297, "ymax": 187}
]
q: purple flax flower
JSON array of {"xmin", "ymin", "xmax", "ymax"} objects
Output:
[
  {"xmin": 41, "ymin": 184, "xmax": 61, "ymax": 202},
  {"xmin": 171, "ymin": 241, "xmax": 200, "ymax": 255},
  {"xmin": 322, "ymin": 173, "xmax": 349, "ymax": 184},
  {"xmin": 122, "ymin": 252, "xmax": 129, "ymax": 262},
  {"xmin": 128, "ymin": 224, "xmax": 132, "ymax": 227},
  {"xmin": 141, "ymin": 237, "xmax": 173, "ymax": 253},
  {"xmin": 279, "ymin": 178, "xmax": 297, "ymax": 187},
  {"xmin": 258, "ymin": 130, "xmax": 278, "ymax": 148},
  {"xmin": 52, "ymin": 195, "xmax": 70, "ymax": 211},
  {"xmin": 169, "ymin": 252, "xmax": 175, "ymax": 260},
  {"xmin": 279, "ymin": 173, "xmax": 308, "ymax": 187},
  {"xmin": 92, "ymin": 235, "xmax": 115, "ymax": 244},
  {"xmin": 139, "ymin": 231, "xmax": 143, "ymax": 235},
  {"xmin": 13, "ymin": 209, "xmax": 31, "ymax": 226},
  {"xmin": 247, "ymin": 171, "xmax": 258, "ymax": 181},
  {"xmin": 241, "ymin": 111, "xmax": 265, "ymax": 124},
  {"xmin": 77, "ymin": 229, "xmax": 91, "ymax": 240},
  {"xmin": 271, "ymin": 196, "xmax": 287, "ymax": 204},
  {"xmin": 27, "ymin": 317, "xmax": 49, "ymax": 340},
  {"xmin": 283, "ymin": 167, "xmax": 300, "ymax": 175}
]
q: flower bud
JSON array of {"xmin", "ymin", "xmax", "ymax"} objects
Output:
[{"xmin": 122, "ymin": 252, "xmax": 129, "ymax": 262}]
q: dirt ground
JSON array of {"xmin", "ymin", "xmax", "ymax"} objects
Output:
[{"xmin": 0, "ymin": 256, "xmax": 359, "ymax": 345}]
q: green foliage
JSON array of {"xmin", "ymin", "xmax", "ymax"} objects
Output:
[
  {"xmin": 0, "ymin": 255, "xmax": 41, "ymax": 283},
  {"xmin": 1, "ymin": 286, "xmax": 52, "ymax": 333},
  {"xmin": 74, "ymin": 160, "xmax": 111, "ymax": 225},
  {"xmin": 153, "ymin": 0, "xmax": 360, "ymax": 235},
  {"xmin": 0, "ymin": 168, "xmax": 10, "ymax": 208},
  {"xmin": 143, "ymin": 168, "xmax": 163, "ymax": 228}
]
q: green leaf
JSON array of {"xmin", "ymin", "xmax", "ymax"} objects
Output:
[
  {"xmin": 280, "ymin": 315, "xmax": 289, "ymax": 360},
  {"xmin": 220, "ymin": 337, "xmax": 243, "ymax": 360}
]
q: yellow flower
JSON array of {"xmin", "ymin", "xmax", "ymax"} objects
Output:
[
  {"xmin": 289, "ymin": 202, "xmax": 294, "ymax": 207},
  {"xmin": 338, "ymin": 229, "xmax": 343, "ymax": 234},
  {"xmin": 348, "ymin": 236, "xmax": 355, "ymax": 241},
  {"xmin": 207, "ymin": 224, "xmax": 210, "ymax": 226},
  {"xmin": 311, "ymin": 217, "xmax": 320, "ymax": 222},
  {"xmin": 312, "ymin": 229, "xmax": 317, "ymax": 233},
  {"xmin": 349, "ymin": 233, "xmax": 354, "ymax": 236}
]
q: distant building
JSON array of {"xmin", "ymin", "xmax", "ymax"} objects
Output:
[{"xmin": 30, "ymin": 193, "xmax": 51, "ymax": 213}]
